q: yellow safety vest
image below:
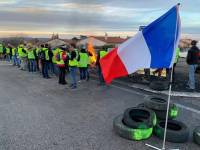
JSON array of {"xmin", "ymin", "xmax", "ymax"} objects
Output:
[
  {"xmin": 79, "ymin": 52, "xmax": 89, "ymax": 68},
  {"xmin": 6, "ymin": 47, "xmax": 10, "ymax": 54},
  {"xmin": 69, "ymin": 59, "xmax": 78, "ymax": 67},
  {"xmin": 12, "ymin": 48, "xmax": 16, "ymax": 56},
  {"xmin": 0, "ymin": 44, "xmax": 3, "ymax": 53},
  {"xmin": 18, "ymin": 46, "xmax": 27, "ymax": 57},
  {"xmin": 42, "ymin": 48, "xmax": 49, "ymax": 61},
  {"xmin": 100, "ymin": 50, "xmax": 108, "ymax": 58},
  {"xmin": 27, "ymin": 49, "xmax": 35, "ymax": 59},
  {"xmin": 56, "ymin": 50, "xmax": 65, "ymax": 66}
]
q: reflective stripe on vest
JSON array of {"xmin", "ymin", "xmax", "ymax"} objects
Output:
[
  {"xmin": 79, "ymin": 53, "xmax": 89, "ymax": 67},
  {"xmin": 69, "ymin": 59, "xmax": 78, "ymax": 67},
  {"xmin": 100, "ymin": 50, "xmax": 108, "ymax": 58}
]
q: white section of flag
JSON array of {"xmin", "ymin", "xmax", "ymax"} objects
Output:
[{"xmin": 117, "ymin": 31, "xmax": 151, "ymax": 74}]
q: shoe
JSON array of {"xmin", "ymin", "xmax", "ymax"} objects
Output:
[
  {"xmin": 78, "ymin": 80, "xmax": 82, "ymax": 83},
  {"xmin": 61, "ymin": 82, "xmax": 67, "ymax": 85}
]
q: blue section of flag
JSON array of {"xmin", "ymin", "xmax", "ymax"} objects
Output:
[{"xmin": 142, "ymin": 6, "xmax": 179, "ymax": 68}]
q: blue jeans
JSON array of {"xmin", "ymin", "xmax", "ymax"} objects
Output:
[
  {"xmin": 42, "ymin": 61, "xmax": 49, "ymax": 78},
  {"xmin": 12, "ymin": 55, "xmax": 17, "ymax": 65},
  {"xmin": 16, "ymin": 57, "xmax": 21, "ymax": 67},
  {"xmin": 49, "ymin": 62, "xmax": 54, "ymax": 74},
  {"xmin": 6, "ymin": 54, "xmax": 10, "ymax": 62},
  {"xmin": 79, "ymin": 67, "xmax": 87, "ymax": 80},
  {"xmin": 188, "ymin": 65, "xmax": 197, "ymax": 89},
  {"xmin": 53, "ymin": 64, "xmax": 59, "ymax": 76},
  {"xmin": 28, "ymin": 59, "xmax": 36, "ymax": 72},
  {"xmin": 70, "ymin": 67, "xmax": 77, "ymax": 87}
]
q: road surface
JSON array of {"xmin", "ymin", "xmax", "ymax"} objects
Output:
[{"xmin": 0, "ymin": 62, "xmax": 199, "ymax": 150}]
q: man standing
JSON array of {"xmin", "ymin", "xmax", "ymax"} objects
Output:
[
  {"xmin": 41, "ymin": 44, "xmax": 50, "ymax": 79},
  {"xmin": 18, "ymin": 44, "xmax": 28, "ymax": 70},
  {"xmin": 12, "ymin": 47, "xmax": 17, "ymax": 66},
  {"xmin": 6, "ymin": 45, "xmax": 11, "ymax": 62},
  {"xmin": 69, "ymin": 45, "xmax": 78, "ymax": 89},
  {"xmin": 56, "ymin": 47, "xmax": 67, "ymax": 85},
  {"xmin": 27, "ymin": 45, "xmax": 36, "ymax": 72},
  {"xmin": 186, "ymin": 40, "xmax": 200, "ymax": 90},
  {"xmin": 78, "ymin": 47, "xmax": 89, "ymax": 82}
]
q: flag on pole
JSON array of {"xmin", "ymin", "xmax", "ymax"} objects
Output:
[{"xmin": 100, "ymin": 4, "xmax": 181, "ymax": 84}]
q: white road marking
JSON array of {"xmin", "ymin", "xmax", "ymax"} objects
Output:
[
  {"xmin": 175, "ymin": 103, "xmax": 200, "ymax": 114},
  {"xmin": 92, "ymin": 79, "xmax": 200, "ymax": 114}
]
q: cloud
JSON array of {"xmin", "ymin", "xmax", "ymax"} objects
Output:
[{"xmin": 0, "ymin": 0, "xmax": 200, "ymax": 37}]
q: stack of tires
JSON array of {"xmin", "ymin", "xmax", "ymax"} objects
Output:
[
  {"xmin": 113, "ymin": 95, "xmax": 189, "ymax": 143},
  {"xmin": 139, "ymin": 96, "xmax": 189, "ymax": 143},
  {"xmin": 113, "ymin": 107, "xmax": 157, "ymax": 141},
  {"xmin": 193, "ymin": 126, "xmax": 200, "ymax": 146}
]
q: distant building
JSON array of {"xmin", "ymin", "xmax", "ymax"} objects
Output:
[
  {"xmin": 77, "ymin": 35, "xmax": 128, "ymax": 48},
  {"xmin": 44, "ymin": 34, "xmax": 70, "ymax": 49}
]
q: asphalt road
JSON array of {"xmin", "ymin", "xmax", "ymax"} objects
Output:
[{"xmin": 0, "ymin": 61, "xmax": 199, "ymax": 150}]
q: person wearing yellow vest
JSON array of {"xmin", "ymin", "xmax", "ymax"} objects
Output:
[
  {"xmin": 35, "ymin": 47, "xmax": 40, "ymax": 71},
  {"xmin": 18, "ymin": 44, "xmax": 28, "ymax": 70},
  {"xmin": 27, "ymin": 46, "xmax": 36, "ymax": 72},
  {"xmin": 69, "ymin": 45, "xmax": 78, "ymax": 89},
  {"xmin": 56, "ymin": 47, "xmax": 68, "ymax": 85},
  {"xmin": 0, "ymin": 43, "xmax": 4, "ymax": 60},
  {"xmin": 96, "ymin": 49, "xmax": 108, "ymax": 85},
  {"xmin": 52, "ymin": 47, "xmax": 59, "ymax": 76},
  {"xmin": 78, "ymin": 48, "xmax": 89, "ymax": 82},
  {"xmin": 11, "ymin": 47, "xmax": 17, "ymax": 66},
  {"xmin": 40, "ymin": 44, "xmax": 50, "ymax": 79},
  {"xmin": 6, "ymin": 45, "xmax": 11, "ymax": 62}
]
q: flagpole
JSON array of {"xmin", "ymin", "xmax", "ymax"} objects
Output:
[
  {"xmin": 161, "ymin": 3, "xmax": 180, "ymax": 150},
  {"xmin": 161, "ymin": 66, "xmax": 174, "ymax": 150},
  {"xmin": 145, "ymin": 3, "xmax": 180, "ymax": 150}
]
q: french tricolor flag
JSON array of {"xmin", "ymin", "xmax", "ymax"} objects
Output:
[{"xmin": 100, "ymin": 4, "xmax": 181, "ymax": 84}]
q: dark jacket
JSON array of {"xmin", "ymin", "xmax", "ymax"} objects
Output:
[
  {"xmin": 48, "ymin": 50, "xmax": 53, "ymax": 63},
  {"xmin": 70, "ymin": 51, "xmax": 77, "ymax": 60},
  {"xmin": 186, "ymin": 46, "xmax": 200, "ymax": 65}
]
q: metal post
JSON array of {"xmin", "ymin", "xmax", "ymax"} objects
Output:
[{"xmin": 162, "ymin": 66, "xmax": 174, "ymax": 150}]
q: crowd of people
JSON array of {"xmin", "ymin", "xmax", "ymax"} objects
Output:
[
  {"xmin": 0, "ymin": 42, "xmax": 108, "ymax": 89},
  {"xmin": 0, "ymin": 40, "xmax": 199, "ymax": 91}
]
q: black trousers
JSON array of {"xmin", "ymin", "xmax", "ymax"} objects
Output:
[{"xmin": 59, "ymin": 67, "xmax": 66, "ymax": 84}]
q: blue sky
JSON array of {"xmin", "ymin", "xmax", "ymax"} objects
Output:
[{"xmin": 0, "ymin": 0, "xmax": 200, "ymax": 38}]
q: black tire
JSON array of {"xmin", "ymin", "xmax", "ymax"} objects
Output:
[
  {"xmin": 138, "ymin": 103, "xmax": 178, "ymax": 120},
  {"xmin": 144, "ymin": 96, "xmax": 168, "ymax": 111},
  {"xmin": 193, "ymin": 126, "xmax": 200, "ymax": 145},
  {"xmin": 149, "ymin": 81, "xmax": 169, "ymax": 91},
  {"xmin": 113, "ymin": 114, "xmax": 153, "ymax": 141},
  {"xmin": 154, "ymin": 104, "xmax": 178, "ymax": 120},
  {"xmin": 123, "ymin": 107, "xmax": 157, "ymax": 129},
  {"xmin": 154, "ymin": 120, "xmax": 189, "ymax": 143}
]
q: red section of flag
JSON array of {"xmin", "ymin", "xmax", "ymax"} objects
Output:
[{"xmin": 100, "ymin": 48, "xmax": 128, "ymax": 84}]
